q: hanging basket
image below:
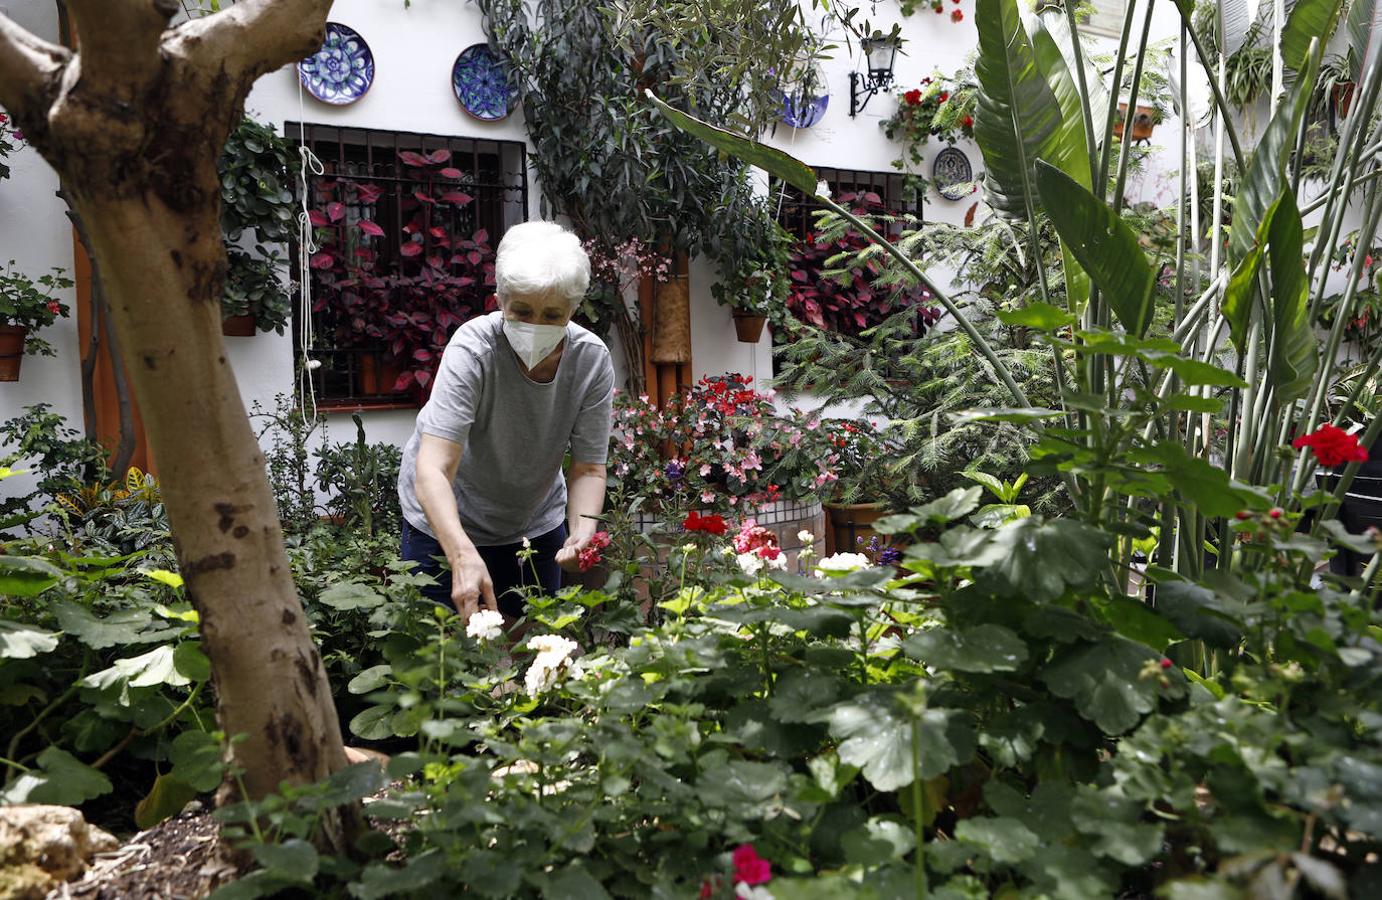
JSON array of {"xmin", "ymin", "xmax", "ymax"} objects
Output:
[
  {"xmin": 221, "ymin": 314, "xmax": 256, "ymax": 336},
  {"xmin": 0, "ymin": 325, "xmax": 28, "ymax": 382},
  {"xmin": 732, "ymin": 312, "xmax": 767, "ymax": 343}
]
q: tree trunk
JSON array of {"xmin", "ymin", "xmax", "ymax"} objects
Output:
[{"xmin": 0, "ymin": 0, "xmax": 357, "ymax": 853}]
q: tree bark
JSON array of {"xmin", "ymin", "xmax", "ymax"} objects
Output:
[{"xmin": 0, "ymin": 0, "xmax": 357, "ymax": 852}]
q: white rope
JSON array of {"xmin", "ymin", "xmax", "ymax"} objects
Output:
[{"xmin": 295, "ymin": 78, "xmax": 324, "ymax": 421}]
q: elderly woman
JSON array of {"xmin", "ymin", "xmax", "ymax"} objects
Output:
[{"xmin": 397, "ymin": 221, "xmax": 614, "ymax": 624}]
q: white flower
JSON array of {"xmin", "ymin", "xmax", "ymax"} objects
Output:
[
  {"xmin": 764, "ymin": 552, "xmax": 787, "ymax": 571},
  {"xmin": 797, "ymin": 529, "xmax": 815, "ymax": 545},
  {"xmin": 720, "ymin": 546, "xmax": 738, "ymax": 558},
  {"xmin": 736, "ymin": 885, "xmax": 775, "ymax": 900},
  {"xmin": 523, "ymin": 634, "xmax": 580, "ymax": 695},
  {"xmin": 814, "ymin": 552, "xmax": 871, "ymax": 576},
  {"xmin": 681, "ymin": 543, "xmax": 698, "ymax": 554},
  {"xmin": 522, "ymin": 536, "xmax": 532, "ymax": 550},
  {"xmin": 736, "ymin": 551, "xmax": 765, "ymax": 577},
  {"xmin": 466, "ymin": 609, "xmax": 504, "ymax": 642}
]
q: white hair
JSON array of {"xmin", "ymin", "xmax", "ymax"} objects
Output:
[{"xmin": 494, "ymin": 221, "xmax": 590, "ymax": 309}]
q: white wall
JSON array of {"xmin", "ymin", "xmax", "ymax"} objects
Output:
[{"xmin": 0, "ymin": 0, "xmax": 83, "ymax": 502}]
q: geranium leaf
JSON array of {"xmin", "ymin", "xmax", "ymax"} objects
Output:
[{"xmin": 903, "ymin": 624, "xmax": 1029, "ymax": 673}]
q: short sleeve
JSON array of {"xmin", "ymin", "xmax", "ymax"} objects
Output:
[
  {"xmin": 568, "ymin": 351, "xmax": 615, "ymax": 464},
  {"xmin": 415, "ymin": 342, "xmax": 485, "ymax": 447}
]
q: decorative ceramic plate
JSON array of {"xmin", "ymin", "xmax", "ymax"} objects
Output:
[
  {"xmin": 298, "ymin": 22, "xmax": 374, "ymax": 105},
  {"xmin": 933, "ymin": 146, "xmax": 976, "ymax": 201},
  {"xmin": 778, "ymin": 89, "xmax": 829, "ymax": 128},
  {"xmin": 452, "ymin": 44, "xmax": 519, "ymax": 121}
]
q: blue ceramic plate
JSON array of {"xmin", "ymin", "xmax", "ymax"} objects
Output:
[
  {"xmin": 778, "ymin": 89, "xmax": 829, "ymax": 128},
  {"xmin": 452, "ymin": 44, "xmax": 518, "ymax": 122},
  {"xmin": 933, "ymin": 146, "xmax": 976, "ymax": 201},
  {"xmin": 298, "ymin": 22, "xmax": 374, "ymax": 106}
]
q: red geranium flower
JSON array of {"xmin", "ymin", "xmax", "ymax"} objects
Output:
[
  {"xmin": 577, "ymin": 531, "xmax": 612, "ymax": 572},
  {"xmin": 684, "ymin": 510, "xmax": 728, "ymax": 535},
  {"xmin": 903, "ymin": 88, "xmax": 923, "ymax": 105},
  {"xmin": 952, "ymin": 9, "xmax": 964, "ymax": 21},
  {"xmin": 1292, "ymin": 424, "xmax": 1370, "ymax": 468},
  {"xmin": 962, "ymin": 114, "xmax": 974, "ymax": 128},
  {"xmin": 938, "ymin": 91, "xmax": 950, "ymax": 102},
  {"xmin": 732, "ymin": 844, "xmax": 772, "ymax": 886}
]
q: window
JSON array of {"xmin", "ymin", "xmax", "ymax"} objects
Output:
[
  {"xmin": 1083, "ymin": 0, "xmax": 1128, "ymax": 39},
  {"xmin": 288, "ymin": 123, "xmax": 528, "ymax": 408},
  {"xmin": 770, "ymin": 167, "xmax": 922, "ymax": 240}
]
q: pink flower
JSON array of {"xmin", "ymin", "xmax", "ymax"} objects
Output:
[
  {"xmin": 732, "ymin": 845, "xmax": 772, "ymax": 886},
  {"xmin": 577, "ymin": 531, "xmax": 612, "ymax": 572}
]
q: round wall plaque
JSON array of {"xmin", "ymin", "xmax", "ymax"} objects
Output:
[{"xmin": 932, "ymin": 146, "xmax": 976, "ymax": 201}]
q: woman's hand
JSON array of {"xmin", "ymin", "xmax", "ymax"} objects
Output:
[
  {"xmin": 451, "ymin": 551, "xmax": 498, "ymax": 621},
  {"xmin": 555, "ymin": 532, "xmax": 592, "ymax": 573}
]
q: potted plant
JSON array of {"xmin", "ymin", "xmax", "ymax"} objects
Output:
[
  {"xmin": 711, "ymin": 198, "xmax": 794, "ymax": 343},
  {"xmin": 811, "ymin": 417, "xmax": 904, "ymax": 555},
  {"xmin": 881, "ymin": 71, "xmax": 977, "ymax": 194},
  {"xmin": 0, "ymin": 261, "xmax": 73, "ymax": 381},
  {"xmin": 1115, "ymin": 102, "xmax": 1161, "ymax": 142},
  {"xmin": 217, "ymin": 117, "xmax": 296, "ymax": 336}
]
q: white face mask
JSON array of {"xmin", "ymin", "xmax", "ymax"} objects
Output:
[{"xmin": 503, "ymin": 319, "xmax": 567, "ymax": 369}]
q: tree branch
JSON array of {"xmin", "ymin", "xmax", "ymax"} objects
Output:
[
  {"xmin": 64, "ymin": 0, "xmax": 172, "ymax": 89},
  {"xmin": 0, "ymin": 13, "xmax": 69, "ymax": 127},
  {"xmin": 169, "ymin": 0, "xmax": 334, "ymax": 85}
]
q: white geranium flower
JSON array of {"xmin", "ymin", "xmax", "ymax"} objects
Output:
[
  {"xmin": 814, "ymin": 552, "xmax": 871, "ymax": 576},
  {"xmin": 523, "ymin": 634, "xmax": 580, "ymax": 695},
  {"xmin": 797, "ymin": 529, "xmax": 815, "ymax": 545},
  {"xmin": 681, "ymin": 542, "xmax": 698, "ymax": 554},
  {"xmin": 466, "ymin": 609, "xmax": 504, "ymax": 642},
  {"xmin": 764, "ymin": 552, "xmax": 787, "ymax": 571},
  {"xmin": 736, "ymin": 884, "xmax": 775, "ymax": 900},
  {"xmin": 736, "ymin": 551, "xmax": 765, "ymax": 577}
]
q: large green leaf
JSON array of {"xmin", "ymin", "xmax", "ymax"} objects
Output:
[
  {"xmin": 0, "ymin": 555, "xmax": 62, "ymax": 597},
  {"xmin": 973, "ymin": 0, "xmax": 1069, "ymax": 219},
  {"xmin": 0, "ymin": 620, "xmax": 59, "ymax": 659},
  {"xmin": 52, "ymin": 601, "xmax": 153, "ymax": 649},
  {"xmin": 1042, "ymin": 638, "xmax": 1180, "ymax": 735},
  {"xmin": 1218, "ymin": 0, "xmax": 1261, "ymax": 58},
  {"xmin": 1281, "ymin": 0, "xmax": 1345, "ymax": 72},
  {"xmin": 1227, "ymin": 45, "xmax": 1320, "ymax": 265},
  {"xmin": 829, "ymin": 696, "xmax": 974, "ymax": 791},
  {"xmin": 1034, "ymin": 160, "xmax": 1155, "ymax": 337},
  {"xmin": 903, "ymin": 624, "xmax": 1029, "ymax": 673},
  {"xmin": 981, "ymin": 516, "xmax": 1113, "ymax": 602},
  {"xmin": 0, "ymin": 746, "xmax": 113, "ymax": 806},
  {"xmin": 1263, "ymin": 187, "xmax": 1317, "ymax": 404},
  {"xmin": 643, "ymin": 90, "xmax": 817, "ymax": 194},
  {"xmin": 1347, "ymin": 0, "xmax": 1382, "ymax": 81}
]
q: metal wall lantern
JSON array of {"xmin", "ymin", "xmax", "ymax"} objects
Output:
[{"xmin": 849, "ymin": 34, "xmax": 900, "ymax": 117}]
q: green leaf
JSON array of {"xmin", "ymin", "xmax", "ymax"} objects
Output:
[
  {"xmin": 1347, "ymin": 0, "xmax": 1382, "ymax": 82},
  {"xmin": 318, "ymin": 581, "xmax": 384, "ymax": 610},
  {"xmin": 1262, "ymin": 188, "xmax": 1317, "ymax": 404},
  {"xmin": 1, "ymin": 746, "xmax": 114, "ymax": 806},
  {"xmin": 0, "ymin": 555, "xmax": 62, "ymax": 597},
  {"xmin": 1281, "ymin": 0, "xmax": 1344, "ymax": 72},
  {"xmin": 1151, "ymin": 582, "xmax": 1244, "ymax": 648},
  {"xmin": 143, "ymin": 569, "xmax": 184, "ymax": 589},
  {"xmin": 1042, "ymin": 638, "xmax": 1174, "ymax": 734},
  {"xmin": 1035, "ymin": 160, "xmax": 1155, "ymax": 337},
  {"xmin": 350, "ymin": 705, "xmax": 396, "ymax": 740},
  {"xmin": 535, "ymin": 863, "xmax": 613, "ymax": 900},
  {"xmin": 348, "ymin": 664, "xmax": 393, "ymax": 694},
  {"xmin": 1138, "ymin": 442, "xmax": 1266, "ymax": 519},
  {"xmin": 973, "ymin": 0, "xmax": 1074, "ymax": 219},
  {"xmin": 252, "ymin": 839, "xmax": 319, "ymax": 883},
  {"xmin": 997, "ymin": 302, "xmax": 1077, "ymax": 330},
  {"xmin": 173, "ymin": 641, "xmax": 212, "ymax": 683},
  {"xmin": 52, "ymin": 601, "xmax": 153, "ymax": 649},
  {"xmin": 829, "ymin": 696, "xmax": 974, "ymax": 791},
  {"xmin": 644, "ymin": 90, "xmax": 817, "ymax": 194},
  {"xmin": 903, "ymin": 624, "xmax": 1029, "ymax": 673},
  {"xmin": 169, "ymin": 729, "xmax": 224, "ymax": 792},
  {"xmin": 982, "ymin": 517, "xmax": 1112, "ymax": 601},
  {"xmin": 841, "ymin": 816, "xmax": 913, "ymax": 866},
  {"xmin": 0, "ymin": 620, "xmax": 59, "ymax": 659},
  {"xmin": 954, "ymin": 816, "xmax": 1041, "ymax": 864},
  {"xmin": 135, "ymin": 773, "xmax": 200, "ymax": 829},
  {"xmin": 352, "ymin": 850, "xmax": 446, "ymax": 900},
  {"xmin": 1099, "ymin": 595, "xmax": 1184, "ymax": 651},
  {"xmin": 1227, "ymin": 45, "xmax": 1320, "ymax": 265},
  {"xmin": 1139, "ymin": 352, "xmax": 1248, "ymax": 388},
  {"xmin": 83, "ymin": 645, "xmax": 190, "ymax": 692},
  {"xmin": 906, "ymin": 487, "xmax": 983, "ymax": 526}
]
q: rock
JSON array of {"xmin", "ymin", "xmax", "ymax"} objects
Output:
[{"xmin": 0, "ymin": 805, "xmax": 117, "ymax": 900}]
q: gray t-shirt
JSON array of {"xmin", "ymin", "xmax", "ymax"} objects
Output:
[{"xmin": 398, "ymin": 311, "xmax": 615, "ymax": 545}]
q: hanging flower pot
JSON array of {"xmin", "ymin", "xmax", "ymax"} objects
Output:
[
  {"xmin": 1333, "ymin": 81, "xmax": 1356, "ymax": 119},
  {"xmin": 732, "ymin": 311, "xmax": 767, "ymax": 343},
  {"xmin": 1115, "ymin": 102, "xmax": 1158, "ymax": 142},
  {"xmin": 220, "ymin": 314, "xmax": 256, "ymax": 336},
  {"xmin": 0, "ymin": 325, "xmax": 27, "ymax": 381}
]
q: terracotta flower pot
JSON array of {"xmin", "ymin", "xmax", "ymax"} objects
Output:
[
  {"xmin": 220, "ymin": 314, "xmax": 256, "ymax": 336},
  {"xmin": 1115, "ymin": 102, "xmax": 1157, "ymax": 142},
  {"xmin": 732, "ymin": 312, "xmax": 767, "ymax": 343},
  {"xmin": 0, "ymin": 325, "xmax": 28, "ymax": 382},
  {"xmin": 823, "ymin": 500, "xmax": 890, "ymax": 556}
]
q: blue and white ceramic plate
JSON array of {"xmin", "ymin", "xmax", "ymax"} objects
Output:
[
  {"xmin": 298, "ymin": 23, "xmax": 374, "ymax": 106},
  {"xmin": 933, "ymin": 146, "xmax": 976, "ymax": 201},
  {"xmin": 452, "ymin": 44, "xmax": 518, "ymax": 122}
]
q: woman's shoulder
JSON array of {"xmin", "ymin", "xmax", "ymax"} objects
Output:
[{"xmin": 445, "ymin": 312, "xmax": 503, "ymax": 364}]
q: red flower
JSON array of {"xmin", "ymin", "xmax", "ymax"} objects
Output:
[
  {"xmin": 962, "ymin": 114, "xmax": 974, "ymax": 128},
  {"xmin": 684, "ymin": 511, "xmax": 728, "ymax": 535},
  {"xmin": 732, "ymin": 844, "xmax": 772, "ymax": 886},
  {"xmin": 755, "ymin": 544, "xmax": 782, "ymax": 561},
  {"xmin": 951, "ymin": 9, "xmax": 964, "ymax": 21},
  {"xmin": 577, "ymin": 531, "xmax": 612, "ymax": 572},
  {"xmin": 903, "ymin": 88, "xmax": 923, "ymax": 106},
  {"xmin": 733, "ymin": 519, "xmax": 779, "ymax": 555},
  {"xmin": 938, "ymin": 91, "xmax": 950, "ymax": 103},
  {"xmin": 1292, "ymin": 424, "xmax": 1370, "ymax": 468},
  {"xmin": 1159, "ymin": 658, "xmax": 1172, "ymax": 670},
  {"xmin": 46, "ymin": 301, "xmax": 62, "ymax": 315}
]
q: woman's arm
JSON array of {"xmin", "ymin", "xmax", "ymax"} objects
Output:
[
  {"xmin": 414, "ymin": 433, "xmax": 497, "ymax": 619},
  {"xmin": 555, "ymin": 461, "xmax": 607, "ymax": 571}
]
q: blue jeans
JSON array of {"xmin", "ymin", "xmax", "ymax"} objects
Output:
[{"xmin": 400, "ymin": 518, "xmax": 567, "ymax": 618}]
